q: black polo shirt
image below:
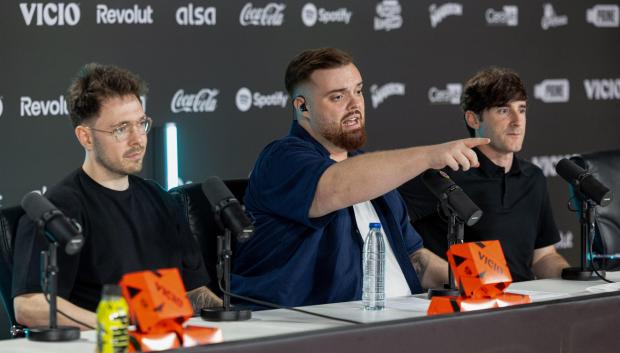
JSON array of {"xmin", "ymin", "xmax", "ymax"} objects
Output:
[{"xmin": 398, "ymin": 148, "xmax": 560, "ymax": 282}]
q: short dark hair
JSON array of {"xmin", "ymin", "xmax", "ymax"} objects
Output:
[
  {"xmin": 67, "ymin": 63, "xmax": 147, "ymax": 128},
  {"xmin": 460, "ymin": 67, "xmax": 527, "ymax": 137},
  {"xmin": 284, "ymin": 48, "xmax": 353, "ymax": 96}
]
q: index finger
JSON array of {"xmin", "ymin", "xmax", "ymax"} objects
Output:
[{"xmin": 462, "ymin": 137, "xmax": 490, "ymax": 148}]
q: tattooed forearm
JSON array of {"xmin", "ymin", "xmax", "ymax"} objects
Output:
[
  {"xmin": 409, "ymin": 248, "xmax": 449, "ymax": 289},
  {"xmin": 410, "ymin": 248, "xmax": 430, "ymax": 281},
  {"xmin": 187, "ymin": 286, "xmax": 223, "ymax": 314}
]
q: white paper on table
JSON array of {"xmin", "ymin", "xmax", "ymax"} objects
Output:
[
  {"xmin": 506, "ymin": 289, "xmax": 570, "ymax": 301},
  {"xmin": 585, "ymin": 282, "xmax": 620, "ymax": 293},
  {"xmin": 385, "ymin": 296, "xmax": 431, "ymax": 312}
]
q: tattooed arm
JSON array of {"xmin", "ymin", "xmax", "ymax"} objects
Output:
[
  {"xmin": 409, "ymin": 248, "xmax": 449, "ymax": 290},
  {"xmin": 186, "ymin": 286, "xmax": 223, "ymax": 315}
]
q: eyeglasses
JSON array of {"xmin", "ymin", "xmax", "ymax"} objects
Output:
[{"xmin": 88, "ymin": 116, "xmax": 152, "ymax": 142}]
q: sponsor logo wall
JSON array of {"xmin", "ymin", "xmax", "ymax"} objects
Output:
[
  {"xmin": 235, "ymin": 87, "xmax": 288, "ymax": 112},
  {"xmin": 428, "ymin": 83, "xmax": 462, "ymax": 105},
  {"xmin": 534, "ymin": 79, "xmax": 570, "ymax": 103},
  {"xmin": 429, "ymin": 3, "xmax": 463, "ymax": 28},
  {"xmin": 2, "ymin": 1, "xmax": 620, "ymax": 272},
  {"xmin": 176, "ymin": 3, "xmax": 216, "ymax": 26},
  {"xmin": 584, "ymin": 79, "xmax": 620, "ymax": 100},
  {"xmin": 20, "ymin": 2, "xmax": 81, "ymax": 26},
  {"xmin": 485, "ymin": 5, "xmax": 518, "ymax": 26},
  {"xmin": 239, "ymin": 2, "xmax": 285, "ymax": 26},
  {"xmin": 301, "ymin": 3, "xmax": 352, "ymax": 27},
  {"xmin": 586, "ymin": 4, "xmax": 619, "ymax": 27},
  {"xmin": 370, "ymin": 83, "xmax": 405, "ymax": 109},
  {"xmin": 171, "ymin": 89, "xmax": 219, "ymax": 113},
  {"xmin": 20, "ymin": 95, "xmax": 68, "ymax": 117},
  {"xmin": 541, "ymin": 3, "xmax": 568, "ymax": 30},
  {"xmin": 374, "ymin": 0, "xmax": 402, "ymax": 31},
  {"xmin": 96, "ymin": 4, "xmax": 154, "ymax": 24}
]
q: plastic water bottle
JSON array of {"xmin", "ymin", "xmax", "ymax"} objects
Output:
[
  {"xmin": 96, "ymin": 284, "xmax": 129, "ymax": 353},
  {"xmin": 362, "ymin": 222, "xmax": 386, "ymax": 310}
]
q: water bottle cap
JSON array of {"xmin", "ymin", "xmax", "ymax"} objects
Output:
[
  {"xmin": 102, "ymin": 284, "xmax": 122, "ymax": 297},
  {"xmin": 369, "ymin": 222, "xmax": 381, "ymax": 229}
]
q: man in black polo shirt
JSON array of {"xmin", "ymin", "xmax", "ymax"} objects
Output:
[{"xmin": 399, "ymin": 67, "xmax": 569, "ymax": 281}]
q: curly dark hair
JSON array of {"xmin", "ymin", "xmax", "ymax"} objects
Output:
[
  {"xmin": 460, "ymin": 67, "xmax": 527, "ymax": 137},
  {"xmin": 67, "ymin": 63, "xmax": 147, "ymax": 128}
]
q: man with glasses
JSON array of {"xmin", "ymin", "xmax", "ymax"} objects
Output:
[{"xmin": 12, "ymin": 63, "xmax": 221, "ymax": 329}]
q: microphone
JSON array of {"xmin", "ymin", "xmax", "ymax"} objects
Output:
[
  {"xmin": 555, "ymin": 158, "xmax": 613, "ymax": 206},
  {"xmin": 21, "ymin": 191, "xmax": 84, "ymax": 255},
  {"xmin": 421, "ymin": 169, "xmax": 483, "ymax": 226},
  {"xmin": 201, "ymin": 177, "xmax": 254, "ymax": 242}
]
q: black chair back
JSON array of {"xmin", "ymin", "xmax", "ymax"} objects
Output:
[
  {"xmin": 169, "ymin": 179, "xmax": 249, "ymax": 295},
  {"xmin": 0, "ymin": 206, "xmax": 25, "ymax": 336},
  {"xmin": 572, "ymin": 150, "xmax": 620, "ymax": 270}
]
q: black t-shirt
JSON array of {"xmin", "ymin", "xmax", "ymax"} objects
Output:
[
  {"xmin": 398, "ymin": 149, "xmax": 561, "ymax": 282},
  {"xmin": 12, "ymin": 169, "xmax": 210, "ymax": 312}
]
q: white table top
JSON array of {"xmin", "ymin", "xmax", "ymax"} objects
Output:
[{"xmin": 3, "ymin": 271, "xmax": 619, "ymax": 352}]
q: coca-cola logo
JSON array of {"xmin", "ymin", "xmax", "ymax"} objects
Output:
[
  {"xmin": 239, "ymin": 2, "xmax": 285, "ymax": 26},
  {"xmin": 170, "ymin": 89, "xmax": 219, "ymax": 113}
]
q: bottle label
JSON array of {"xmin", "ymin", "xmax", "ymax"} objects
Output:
[{"xmin": 97, "ymin": 298, "xmax": 130, "ymax": 353}]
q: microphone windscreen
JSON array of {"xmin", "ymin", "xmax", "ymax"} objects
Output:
[
  {"xmin": 556, "ymin": 157, "xmax": 613, "ymax": 207},
  {"xmin": 555, "ymin": 158, "xmax": 584, "ymax": 185},
  {"xmin": 200, "ymin": 176, "xmax": 254, "ymax": 242},
  {"xmin": 201, "ymin": 176, "xmax": 235, "ymax": 211},
  {"xmin": 21, "ymin": 191, "xmax": 53, "ymax": 223},
  {"xmin": 421, "ymin": 169, "xmax": 453, "ymax": 199},
  {"xmin": 421, "ymin": 169, "xmax": 483, "ymax": 226},
  {"xmin": 21, "ymin": 191, "xmax": 84, "ymax": 255},
  {"xmin": 447, "ymin": 190, "xmax": 483, "ymax": 226}
]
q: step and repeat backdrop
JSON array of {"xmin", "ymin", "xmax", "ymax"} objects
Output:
[{"xmin": 1, "ymin": 0, "xmax": 619, "ymax": 267}]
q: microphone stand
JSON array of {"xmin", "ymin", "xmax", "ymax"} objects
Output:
[
  {"xmin": 428, "ymin": 209, "xmax": 463, "ymax": 298},
  {"xmin": 201, "ymin": 228, "xmax": 251, "ymax": 321},
  {"xmin": 562, "ymin": 199, "xmax": 606, "ymax": 280},
  {"xmin": 28, "ymin": 220, "xmax": 80, "ymax": 342}
]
